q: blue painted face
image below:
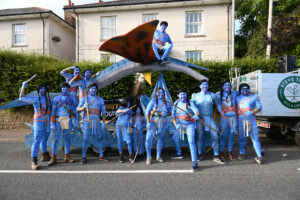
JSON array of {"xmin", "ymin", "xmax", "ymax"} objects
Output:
[
  {"xmin": 157, "ymin": 89, "xmax": 165, "ymax": 100},
  {"xmin": 160, "ymin": 24, "xmax": 167, "ymax": 32},
  {"xmin": 200, "ymin": 82, "xmax": 209, "ymax": 92},
  {"xmin": 222, "ymin": 82, "xmax": 231, "ymax": 93},
  {"xmin": 136, "ymin": 107, "xmax": 141, "ymax": 115},
  {"xmin": 85, "ymin": 70, "xmax": 92, "ymax": 79},
  {"xmin": 89, "ymin": 86, "xmax": 97, "ymax": 96},
  {"xmin": 38, "ymin": 86, "xmax": 46, "ymax": 96},
  {"xmin": 61, "ymin": 86, "xmax": 69, "ymax": 95},
  {"xmin": 240, "ymin": 86, "xmax": 250, "ymax": 96},
  {"xmin": 74, "ymin": 67, "xmax": 80, "ymax": 76},
  {"xmin": 178, "ymin": 92, "xmax": 187, "ymax": 103}
]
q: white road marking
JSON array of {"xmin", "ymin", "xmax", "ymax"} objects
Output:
[
  {"xmin": 298, "ymin": 168, "xmax": 300, "ymax": 171},
  {"xmin": 0, "ymin": 170, "xmax": 193, "ymax": 174}
]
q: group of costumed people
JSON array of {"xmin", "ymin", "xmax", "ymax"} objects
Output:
[{"xmin": 18, "ymin": 21, "xmax": 263, "ymax": 171}]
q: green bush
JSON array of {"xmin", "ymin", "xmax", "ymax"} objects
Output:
[{"xmin": 0, "ymin": 49, "xmax": 279, "ymax": 106}]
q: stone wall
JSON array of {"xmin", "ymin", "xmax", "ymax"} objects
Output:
[{"xmin": 0, "ymin": 108, "xmax": 33, "ymax": 129}]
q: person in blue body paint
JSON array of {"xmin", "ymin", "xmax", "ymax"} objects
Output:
[
  {"xmin": 172, "ymin": 88, "xmax": 199, "ymax": 171},
  {"xmin": 116, "ymin": 99, "xmax": 133, "ymax": 163},
  {"xmin": 236, "ymin": 83, "xmax": 263, "ymax": 165},
  {"xmin": 77, "ymin": 84, "xmax": 108, "ymax": 164},
  {"xmin": 190, "ymin": 80, "xmax": 225, "ymax": 164},
  {"xmin": 216, "ymin": 80, "xmax": 238, "ymax": 160},
  {"xmin": 48, "ymin": 83, "xmax": 78, "ymax": 166},
  {"xmin": 145, "ymin": 87, "xmax": 172, "ymax": 164},
  {"xmin": 60, "ymin": 66, "xmax": 81, "ymax": 129},
  {"xmin": 19, "ymin": 82, "xmax": 52, "ymax": 170},
  {"xmin": 152, "ymin": 21, "xmax": 173, "ymax": 66},
  {"xmin": 130, "ymin": 107, "xmax": 146, "ymax": 162}
]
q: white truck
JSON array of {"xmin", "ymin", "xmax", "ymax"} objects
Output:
[{"xmin": 231, "ymin": 69, "xmax": 300, "ymax": 145}]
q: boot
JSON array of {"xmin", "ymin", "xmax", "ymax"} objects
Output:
[
  {"xmin": 129, "ymin": 154, "xmax": 133, "ymax": 162},
  {"xmin": 219, "ymin": 151, "xmax": 225, "ymax": 160},
  {"xmin": 40, "ymin": 152, "xmax": 51, "ymax": 162},
  {"xmin": 48, "ymin": 155, "xmax": 57, "ymax": 166},
  {"xmin": 227, "ymin": 152, "xmax": 235, "ymax": 160},
  {"xmin": 64, "ymin": 154, "xmax": 75, "ymax": 163},
  {"xmin": 119, "ymin": 154, "xmax": 124, "ymax": 163},
  {"xmin": 31, "ymin": 157, "xmax": 40, "ymax": 170}
]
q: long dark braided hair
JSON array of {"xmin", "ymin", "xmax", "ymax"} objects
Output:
[
  {"xmin": 220, "ymin": 80, "xmax": 232, "ymax": 107},
  {"xmin": 36, "ymin": 84, "xmax": 52, "ymax": 114}
]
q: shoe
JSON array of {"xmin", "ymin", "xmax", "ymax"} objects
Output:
[
  {"xmin": 197, "ymin": 154, "xmax": 204, "ymax": 161},
  {"xmin": 99, "ymin": 156, "xmax": 109, "ymax": 162},
  {"xmin": 48, "ymin": 155, "xmax": 57, "ymax": 166},
  {"xmin": 254, "ymin": 157, "xmax": 263, "ymax": 165},
  {"xmin": 219, "ymin": 151, "xmax": 225, "ymax": 160},
  {"xmin": 129, "ymin": 154, "xmax": 133, "ymax": 162},
  {"xmin": 213, "ymin": 157, "xmax": 225, "ymax": 164},
  {"xmin": 146, "ymin": 158, "xmax": 151, "ymax": 165},
  {"xmin": 192, "ymin": 164, "xmax": 199, "ymax": 172},
  {"xmin": 31, "ymin": 157, "xmax": 40, "ymax": 170},
  {"xmin": 64, "ymin": 154, "xmax": 75, "ymax": 163},
  {"xmin": 40, "ymin": 152, "xmax": 51, "ymax": 162},
  {"xmin": 227, "ymin": 152, "xmax": 235, "ymax": 160},
  {"xmin": 171, "ymin": 154, "xmax": 183, "ymax": 159},
  {"xmin": 119, "ymin": 154, "xmax": 124, "ymax": 163},
  {"xmin": 237, "ymin": 154, "xmax": 245, "ymax": 161},
  {"xmin": 81, "ymin": 157, "xmax": 87, "ymax": 165},
  {"xmin": 156, "ymin": 157, "xmax": 164, "ymax": 163}
]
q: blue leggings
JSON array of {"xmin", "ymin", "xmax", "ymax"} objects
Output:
[
  {"xmin": 145, "ymin": 121, "xmax": 167, "ymax": 159},
  {"xmin": 133, "ymin": 128, "xmax": 144, "ymax": 155},
  {"xmin": 196, "ymin": 120, "xmax": 219, "ymax": 156},
  {"xmin": 82, "ymin": 121, "xmax": 104, "ymax": 158},
  {"xmin": 238, "ymin": 119, "xmax": 262, "ymax": 157},
  {"xmin": 185, "ymin": 124, "xmax": 197, "ymax": 165},
  {"xmin": 152, "ymin": 43, "xmax": 172, "ymax": 60},
  {"xmin": 116, "ymin": 125, "xmax": 132, "ymax": 155},
  {"xmin": 52, "ymin": 121, "xmax": 72, "ymax": 155},
  {"xmin": 219, "ymin": 117, "xmax": 236, "ymax": 152},
  {"xmin": 31, "ymin": 129, "xmax": 50, "ymax": 157}
]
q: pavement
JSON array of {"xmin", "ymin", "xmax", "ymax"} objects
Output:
[{"xmin": 0, "ymin": 129, "xmax": 299, "ymax": 200}]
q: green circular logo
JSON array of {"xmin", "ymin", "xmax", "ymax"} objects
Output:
[{"xmin": 277, "ymin": 76, "xmax": 300, "ymax": 109}]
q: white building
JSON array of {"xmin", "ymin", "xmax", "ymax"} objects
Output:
[
  {"xmin": 0, "ymin": 7, "xmax": 76, "ymax": 61},
  {"xmin": 64, "ymin": 0, "xmax": 238, "ymax": 63}
]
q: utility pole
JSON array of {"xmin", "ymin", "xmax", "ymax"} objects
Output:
[
  {"xmin": 232, "ymin": 0, "xmax": 235, "ymax": 62},
  {"xmin": 266, "ymin": 0, "xmax": 274, "ymax": 59}
]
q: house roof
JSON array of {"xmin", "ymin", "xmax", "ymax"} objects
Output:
[
  {"xmin": 0, "ymin": 7, "xmax": 51, "ymax": 16},
  {"xmin": 0, "ymin": 7, "xmax": 75, "ymax": 29},
  {"xmin": 64, "ymin": 0, "xmax": 211, "ymax": 9}
]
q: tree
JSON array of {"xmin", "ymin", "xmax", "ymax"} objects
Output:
[{"xmin": 235, "ymin": 0, "xmax": 300, "ymax": 58}]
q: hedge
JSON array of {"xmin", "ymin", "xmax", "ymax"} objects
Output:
[{"xmin": 0, "ymin": 49, "xmax": 281, "ymax": 106}]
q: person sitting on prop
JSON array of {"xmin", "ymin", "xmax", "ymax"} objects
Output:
[
  {"xmin": 172, "ymin": 88, "xmax": 199, "ymax": 171},
  {"xmin": 145, "ymin": 88, "xmax": 172, "ymax": 164},
  {"xmin": 130, "ymin": 107, "xmax": 146, "ymax": 162},
  {"xmin": 152, "ymin": 21, "xmax": 173, "ymax": 66},
  {"xmin": 190, "ymin": 80, "xmax": 225, "ymax": 164},
  {"xmin": 116, "ymin": 99, "xmax": 133, "ymax": 163},
  {"xmin": 19, "ymin": 82, "xmax": 52, "ymax": 170},
  {"xmin": 69, "ymin": 69, "xmax": 96, "ymax": 101},
  {"xmin": 77, "ymin": 84, "xmax": 108, "ymax": 164},
  {"xmin": 236, "ymin": 83, "xmax": 263, "ymax": 165},
  {"xmin": 60, "ymin": 66, "xmax": 81, "ymax": 129},
  {"xmin": 216, "ymin": 80, "xmax": 238, "ymax": 161},
  {"xmin": 48, "ymin": 83, "xmax": 78, "ymax": 166}
]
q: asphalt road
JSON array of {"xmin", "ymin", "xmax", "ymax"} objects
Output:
[{"xmin": 0, "ymin": 135, "xmax": 299, "ymax": 200}]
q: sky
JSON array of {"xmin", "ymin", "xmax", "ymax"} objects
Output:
[{"xmin": 0, "ymin": 0, "xmax": 240, "ymax": 33}]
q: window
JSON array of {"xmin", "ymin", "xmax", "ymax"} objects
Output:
[
  {"xmin": 186, "ymin": 12, "xmax": 202, "ymax": 35},
  {"xmin": 186, "ymin": 51, "xmax": 202, "ymax": 62},
  {"xmin": 101, "ymin": 16, "xmax": 116, "ymax": 40},
  {"xmin": 12, "ymin": 24, "xmax": 26, "ymax": 45},
  {"xmin": 142, "ymin": 14, "xmax": 157, "ymax": 23},
  {"xmin": 101, "ymin": 54, "xmax": 116, "ymax": 63}
]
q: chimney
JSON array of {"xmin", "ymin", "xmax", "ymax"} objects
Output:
[
  {"xmin": 72, "ymin": 3, "xmax": 74, "ymax": 6},
  {"xmin": 68, "ymin": 0, "xmax": 71, "ymax": 6},
  {"xmin": 99, "ymin": 0, "xmax": 102, "ymax": 3},
  {"xmin": 64, "ymin": 11, "xmax": 76, "ymax": 27}
]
